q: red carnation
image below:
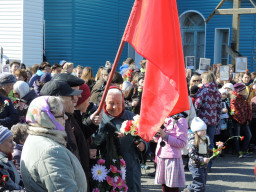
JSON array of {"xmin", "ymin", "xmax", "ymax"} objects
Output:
[
  {"xmin": 240, "ymin": 136, "xmax": 244, "ymax": 141},
  {"xmin": 127, "ymin": 120, "xmax": 133, "ymax": 127},
  {"xmin": 124, "ymin": 125, "xmax": 131, "ymax": 132},
  {"xmin": 2, "ymin": 175, "xmax": 8, "ymax": 182}
]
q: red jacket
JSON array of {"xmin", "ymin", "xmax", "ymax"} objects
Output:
[{"xmin": 230, "ymin": 91, "xmax": 252, "ymax": 124}]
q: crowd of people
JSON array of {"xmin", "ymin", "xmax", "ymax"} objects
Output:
[{"xmin": 0, "ymin": 59, "xmax": 254, "ymax": 192}]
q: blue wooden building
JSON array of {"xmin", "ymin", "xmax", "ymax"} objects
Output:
[
  {"xmin": 44, "ymin": 0, "xmax": 134, "ymax": 74},
  {"xmin": 177, "ymin": 0, "xmax": 256, "ymax": 72},
  {"xmin": 44, "ymin": 0, "xmax": 256, "ymax": 72}
]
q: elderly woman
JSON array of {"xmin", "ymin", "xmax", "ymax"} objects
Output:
[
  {"xmin": 0, "ymin": 72, "xmax": 16, "ymax": 97},
  {"xmin": 0, "ymin": 73, "xmax": 19, "ymax": 129},
  {"xmin": 92, "ymin": 87, "xmax": 147, "ymax": 192},
  {"xmin": 0, "ymin": 126, "xmax": 24, "ymax": 190},
  {"xmin": 13, "ymin": 81, "xmax": 38, "ymax": 122},
  {"xmin": 20, "ymin": 96, "xmax": 87, "ymax": 191}
]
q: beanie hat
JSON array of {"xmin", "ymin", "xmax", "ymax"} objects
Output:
[
  {"xmin": 76, "ymin": 83, "xmax": 91, "ymax": 106},
  {"xmin": 191, "ymin": 117, "xmax": 207, "ymax": 132},
  {"xmin": 223, "ymin": 83, "xmax": 234, "ymax": 91},
  {"xmin": 0, "ymin": 73, "xmax": 16, "ymax": 86},
  {"xmin": 219, "ymin": 88, "xmax": 227, "ymax": 95},
  {"xmin": 0, "ymin": 126, "xmax": 13, "ymax": 145},
  {"xmin": 13, "ymin": 81, "xmax": 30, "ymax": 98},
  {"xmin": 234, "ymin": 83, "xmax": 246, "ymax": 93}
]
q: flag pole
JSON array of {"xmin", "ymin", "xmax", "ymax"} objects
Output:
[{"xmin": 95, "ymin": 40, "xmax": 126, "ymax": 114}]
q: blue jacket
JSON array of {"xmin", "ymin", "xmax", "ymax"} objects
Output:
[{"xmin": 0, "ymin": 96, "xmax": 19, "ymax": 129}]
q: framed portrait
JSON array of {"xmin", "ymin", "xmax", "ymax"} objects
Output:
[
  {"xmin": 185, "ymin": 56, "xmax": 195, "ymax": 69},
  {"xmin": 199, "ymin": 58, "xmax": 211, "ymax": 71},
  {"xmin": 2, "ymin": 64, "xmax": 10, "ymax": 73},
  {"xmin": 219, "ymin": 65, "xmax": 230, "ymax": 81},
  {"xmin": 235, "ymin": 57, "xmax": 247, "ymax": 72}
]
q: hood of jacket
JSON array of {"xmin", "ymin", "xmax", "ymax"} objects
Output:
[
  {"xmin": 201, "ymin": 82, "xmax": 219, "ymax": 94},
  {"xmin": 21, "ymin": 89, "xmax": 38, "ymax": 105}
]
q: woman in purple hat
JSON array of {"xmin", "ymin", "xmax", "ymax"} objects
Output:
[{"xmin": 230, "ymin": 83, "xmax": 252, "ymax": 158}]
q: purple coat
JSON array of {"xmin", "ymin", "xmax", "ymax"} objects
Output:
[
  {"xmin": 156, "ymin": 117, "xmax": 188, "ymax": 159},
  {"xmin": 195, "ymin": 83, "xmax": 222, "ymax": 126}
]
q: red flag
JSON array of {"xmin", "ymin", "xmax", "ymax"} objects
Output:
[{"xmin": 123, "ymin": 0, "xmax": 190, "ymax": 141}]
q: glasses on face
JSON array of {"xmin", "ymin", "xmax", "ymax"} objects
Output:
[
  {"xmin": 54, "ymin": 114, "xmax": 66, "ymax": 119},
  {"xmin": 193, "ymin": 80, "xmax": 200, "ymax": 83}
]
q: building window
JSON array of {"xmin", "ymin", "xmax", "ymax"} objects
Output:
[
  {"xmin": 214, "ymin": 29, "xmax": 230, "ymax": 65},
  {"xmin": 180, "ymin": 11, "xmax": 206, "ymax": 69}
]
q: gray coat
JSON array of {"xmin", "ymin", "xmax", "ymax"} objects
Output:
[
  {"xmin": 94, "ymin": 110, "xmax": 147, "ymax": 192},
  {"xmin": 20, "ymin": 135, "xmax": 87, "ymax": 192}
]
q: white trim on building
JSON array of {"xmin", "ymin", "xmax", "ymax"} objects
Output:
[{"xmin": 0, "ymin": 0, "xmax": 44, "ymax": 66}]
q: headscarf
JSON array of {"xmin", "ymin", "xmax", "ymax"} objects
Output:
[{"xmin": 26, "ymin": 96, "xmax": 65, "ymax": 131}]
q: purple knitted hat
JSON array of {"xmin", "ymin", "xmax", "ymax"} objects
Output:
[{"xmin": 234, "ymin": 83, "xmax": 246, "ymax": 93}]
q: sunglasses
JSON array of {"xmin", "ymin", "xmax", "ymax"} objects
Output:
[
  {"xmin": 193, "ymin": 80, "xmax": 200, "ymax": 82},
  {"xmin": 54, "ymin": 114, "xmax": 65, "ymax": 119}
]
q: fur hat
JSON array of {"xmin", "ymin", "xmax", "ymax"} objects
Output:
[
  {"xmin": 234, "ymin": 83, "xmax": 246, "ymax": 93},
  {"xmin": 191, "ymin": 117, "xmax": 207, "ymax": 132},
  {"xmin": 223, "ymin": 83, "xmax": 234, "ymax": 91}
]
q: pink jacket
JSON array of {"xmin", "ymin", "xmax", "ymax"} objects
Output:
[{"xmin": 156, "ymin": 117, "xmax": 188, "ymax": 159}]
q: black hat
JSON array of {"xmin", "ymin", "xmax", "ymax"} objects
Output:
[
  {"xmin": 40, "ymin": 80, "xmax": 82, "ymax": 96},
  {"xmin": 52, "ymin": 73, "xmax": 85, "ymax": 87}
]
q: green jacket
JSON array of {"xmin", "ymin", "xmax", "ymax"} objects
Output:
[{"xmin": 21, "ymin": 135, "xmax": 87, "ymax": 192}]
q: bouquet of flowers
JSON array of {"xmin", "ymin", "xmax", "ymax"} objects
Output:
[
  {"xmin": 210, "ymin": 136, "xmax": 244, "ymax": 159},
  {"xmin": 120, "ymin": 115, "xmax": 140, "ymax": 137},
  {"xmin": 91, "ymin": 156, "xmax": 128, "ymax": 192},
  {"xmin": 13, "ymin": 99, "xmax": 28, "ymax": 111},
  {"xmin": 123, "ymin": 69, "xmax": 133, "ymax": 82}
]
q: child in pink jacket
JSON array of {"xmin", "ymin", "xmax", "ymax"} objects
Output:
[{"xmin": 155, "ymin": 113, "xmax": 188, "ymax": 192}]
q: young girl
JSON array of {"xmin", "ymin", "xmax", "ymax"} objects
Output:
[
  {"xmin": 186, "ymin": 117, "xmax": 210, "ymax": 192},
  {"xmin": 155, "ymin": 113, "xmax": 188, "ymax": 192}
]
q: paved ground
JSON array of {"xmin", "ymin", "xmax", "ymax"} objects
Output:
[{"xmin": 141, "ymin": 154, "xmax": 256, "ymax": 192}]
